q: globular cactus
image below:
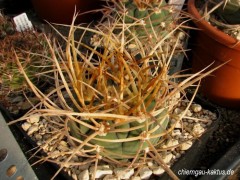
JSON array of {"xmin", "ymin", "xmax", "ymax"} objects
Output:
[
  {"xmin": 96, "ymin": 0, "xmax": 176, "ymax": 43},
  {"xmin": 0, "ymin": 14, "xmax": 51, "ymax": 94},
  {"xmin": 120, "ymin": 0, "xmax": 173, "ymax": 38},
  {"xmin": 16, "ymin": 13, "xmax": 213, "ymax": 179},
  {"xmin": 92, "ymin": 0, "xmax": 186, "ymax": 75}
]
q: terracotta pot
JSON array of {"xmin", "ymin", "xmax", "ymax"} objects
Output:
[
  {"xmin": 31, "ymin": 0, "xmax": 103, "ymax": 24},
  {"xmin": 188, "ymin": 0, "xmax": 240, "ymax": 108}
]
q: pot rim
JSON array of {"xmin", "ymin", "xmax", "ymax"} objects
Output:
[{"xmin": 187, "ymin": 0, "xmax": 240, "ymax": 50}]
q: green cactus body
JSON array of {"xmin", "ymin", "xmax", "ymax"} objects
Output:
[
  {"xmin": 121, "ymin": 0, "xmax": 173, "ymax": 39},
  {"xmin": 69, "ymin": 101, "xmax": 169, "ymax": 159},
  {"xmin": 0, "ymin": 14, "xmax": 52, "ymax": 94},
  {"xmin": 218, "ymin": 0, "xmax": 240, "ymax": 24},
  {"xmin": 0, "ymin": 61, "xmax": 38, "ymax": 92}
]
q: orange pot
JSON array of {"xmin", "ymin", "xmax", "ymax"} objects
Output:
[
  {"xmin": 31, "ymin": 0, "xmax": 102, "ymax": 24},
  {"xmin": 188, "ymin": 0, "xmax": 240, "ymax": 108}
]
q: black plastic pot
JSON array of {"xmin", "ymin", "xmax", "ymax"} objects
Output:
[
  {"xmin": 1, "ymin": 93, "xmax": 220, "ymax": 180},
  {"xmin": 0, "ymin": 105, "xmax": 71, "ymax": 180},
  {"xmin": 160, "ymin": 94, "xmax": 221, "ymax": 180},
  {"xmin": 199, "ymin": 138, "xmax": 240, "ymax": 180}
]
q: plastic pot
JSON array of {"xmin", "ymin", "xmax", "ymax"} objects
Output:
[
  {"xmin": 187, "ymin": 0, "xmax": 240, "ymax": 108},
  {"xmin": 159, "ymin": 94, "xmax": 220, "ymax": 180},
  {"xmin": 199, "ymin": 138, "xmax": 240, "ymax": 180},
  {"xmin": 31, "ymin": 0, "xmax": 103, "ymax": 24}
]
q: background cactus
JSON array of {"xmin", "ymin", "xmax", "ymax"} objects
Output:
[
  {"xmin": 93, "ymin": 0, "xmax": 187, "ymax": 75},
  {"xmin": 0, "ymin": 14, "xmax": 52, "ymax": 94},
  {"xmin": 216, "ymin": 0, "xmax": 240, "ymax": 24}
]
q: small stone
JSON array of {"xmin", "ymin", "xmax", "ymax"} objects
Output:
[
  {"xmin": 139, "ymin": 167, "xmax": 152, "ymax": 179},
  {"xmin": 191, "ymin": 104, "xmax": 202, "ymax": 113},
  {"xmin": 58, "ymin": 141, "xmax": 69, "ymax": 152},
  {"xmin": 180, "ymin": 141, "xmax": 193, "ymax": 151},
  {"xmin": 90, "ymin": 165, "xmax": 113, "ymax": 179},
  {"xmin": 131, "ymin": 176, "xmax": 141, "ymax": 180},
  {"xmin": 174, "ymin": 92, "xmax": 181, "ymax": 99},
  {"xmin": 172, "ymin": 130, "xmax": 181, "ymax": 136},
  {"xmin": 152, "ymin": 166, "xmax": 165, "ymax": 175},
  {"xmin": 37, "ymin": 141, "xmax": 42, "ymax": 146},
  {"xmin": 72, "ymin": 173, "xmax": 78, "ymax": 180},
  {"xmin": 174, "ymin": 108, "xmax": 182, "ymax": 115},
  {"xmin": 27, "ymin": 125, "xmax": 39, "ymax": 135},
  {"xmin": 178, "ymin": 31, "xmax": 186, "ymax": 40},
  {"xmin": 114, "ymin": 167, "xmax": 134, "ymax": 179},
  {"xmin": 192, "ymin": 123, "xmax": 205, "ymax": 136},
  {"xmin": 78, "ymin": 170, "xmax": 89, "ymax": 180},
  {"xmin": 21, "ymin": 122, "xmax": 31, "ymax": 131},
  {"xmin": 28, "ymin": 114, "xmax": 40, "ymax": 124},
  {"xmin": 35, "ymin": 134, "xmax": 42, "ymax": 140},
  {"xmin": 103, "ymin": 175, "xmax": 118, "ymax": 180},
  {"xmin": 174, "ymin": 121, "xmax": 182, "ymax": 129},
  {"xmin": 175, "ymin": 153, "xmax": 181, "ymax": 158},
  {"xmin": 163, "ymin": 153, "xmax": 173, "ymax": 164},
  {"xmin": 71, "ymin": 155, "xmax": 79, "ymax": 162},
  {"xmin": 186, "ymin": 110, "xmax": 193, "ymax": 117},
  {"xmin": 147, "ymin": 161, "xmax": 154, "ymax": 168}
]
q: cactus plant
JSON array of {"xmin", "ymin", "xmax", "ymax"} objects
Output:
[
  {"xmin": 13, "ymin": 11, "xmax": 219, "ymax": 179},
  {"xmin": 0, "ymin": 14, "xmax": 52, "ymax": 94},
  {"xmin": 93, "ymin": 0, "xmax": 187, "ymax": 75}
]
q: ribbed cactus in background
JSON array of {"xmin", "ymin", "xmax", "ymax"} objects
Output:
[
  {"xmin": 97, "ymin": 0, "xmax": 176, "ymax": 43},
  {"xmin": 217, "ymin": 0, "xmax": 240, "ymax": 24},
  {"xmin": 0, "ymin": 14, "xmax": 51, "ymax": 93},
  {"xmin": 92, "ymin": 0, "xmax": 186, "ymax": 75}
]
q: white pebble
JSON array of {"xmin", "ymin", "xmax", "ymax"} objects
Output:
[
  {"xmin": 191, "ymin": 104, "xmax": 202, "ymax": 113},
  {"xmin": 186, "ymin": 110, "xmax": 193, "ymax": 117},
  {"xmin": 114, "ymin": 167, "xmax": 134, "ymax": 179},
  {"xmin": 147, "ymin": 161, "xmax": 154, "ymax": 168},
  {"xmin": 27, "ymin": 114, "xmax": 40, "ymax": 124},
  {"xmin": 21, "ymin": 122, "xmax": 31, "ymax": 131},
  {"xmin": 51, "ymin": 150, "xmax": 60, "ymax": 158},
  {"xmin": 72, "ymin": 173, "xmax": 77, "ymax": 180},
  {"xmin": 91, "ymin": 165, "xmax": 113, "ymax": 179},
  {"xmin": 174, "ymin": 108, "xmax": 182, "ymax": 115},
  {"xmin": 174, "ymin": 121, "xmax": 182, "ymax": 129},
  {"xmin": 175, "ymin": 153, "xmax": 181, "ymax": 158},
  {"xmin": 152, "ymin": 166, "xmax": 165, "ymax": 175},
  {"xmin": 172, "ymin": 130, "xmax": 181, "ymax": 136},
  {"xmin": 131, "ymin": 176, "xmax": 141, "ymax": 180},
  {"xmin": 192, "ymin": 123, "xmax": 205, "ymax": 136},
  {"xmin": 27, "ymin": 125, "xmax": 39, "ymax": 135},
  {"xmin": 180, "ymin": 141, "xmax": 193, "ymax": 151},
  {"xmin": 139, "ymin": 167, "xmax": 152, "ymax": 179},
  {"xmin": 163, "ymin": 153, "xmax": 173, "ymax": 164},
  {"xmin": 103, "ymin": 175, "xmax": 118, "ymax": 180},
  {"xmin": 78, "ymin": 169, "xmax": 89, "ymax": 180}
]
